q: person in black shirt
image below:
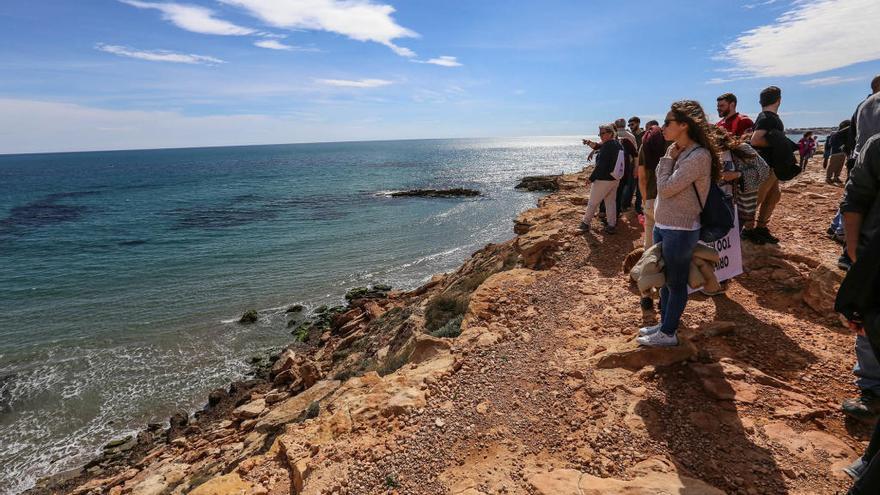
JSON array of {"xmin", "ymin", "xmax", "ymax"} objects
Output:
[{"xmin": 747, "ymin": 86, "xmax": 785, "ymax": 245}]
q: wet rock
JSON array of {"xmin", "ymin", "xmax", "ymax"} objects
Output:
[
  {"xmin": 515, "ymin": 175, "xmax": 561, "ymax": 192},
  {"xmin": 344, "ymin": 285, "xmax": 390, "ymax": 301},
  {"xmin": 238, "ymin": 309, "xmax": 259, "ymax": 324},
  {"xmin": 207, "ymin": 388, "xmax": 227, "ymax": 408},
  {"xmin": 104, "ymin": 436, "xmax": 132, "ymax": 449},
  {"xmin": 389, "ymin": 188, "xmax": 481, "ymax": 198},
  {"xmin": 285, "ymin": 304, "xmax": 304, "ymax": 313},
  {"xmin": 169, "ymin": 411, "xmax": 188, "ymax": 429}
]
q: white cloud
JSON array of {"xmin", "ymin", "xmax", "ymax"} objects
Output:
[
  {"xmin": 219, "ymin": 0, "xmax": 418, "ymax": 56},
  {"xmin": 415, "ymin": 55, "xmax": 462, "ymax": 67},
  {"xmin": 253, "ymin": 39, "xmax": 319, "ymax": 51},
  {"xmin": 705, "ymin": 77, "xmax": 737, "ymax": 85},
  {"xmin": 254, "ymin": 39, "xmax": 291, "ymax": 50},
  {"xmin": 801, "ymin": 75, "xmax": 862, "ymax": 86},
  {"xmin": 720, "ymin": 0, "xmax": 880, "ymax": 77},
  {"xmin": 95, "ymin": 43, "xmax": 224, "ymax": 65},
  {"xmin": 119, "ymin": 0, "xmax": 255, "ymax": 35},
  {"xmin": 316, "ymin": 78, "xmax": 393, "ymax": 88}
]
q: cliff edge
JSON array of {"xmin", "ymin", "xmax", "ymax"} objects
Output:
[{"xmin": 30, "ymin": 158, "xmax": 864, "ymax": 495}]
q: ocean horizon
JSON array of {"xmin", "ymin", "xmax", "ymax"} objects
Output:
[{"xmin": 0, "ymin": 136, "xmax": 590, "ymax": 493}]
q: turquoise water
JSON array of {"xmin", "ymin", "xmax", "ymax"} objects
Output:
[{"xmin": 0, "ymin": 136, "xmax": 588, "ymax": 493}]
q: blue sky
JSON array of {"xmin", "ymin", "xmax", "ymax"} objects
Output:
[{"xmin": 1, "ymin": 0, "xmax": 879, "ymax": 153}]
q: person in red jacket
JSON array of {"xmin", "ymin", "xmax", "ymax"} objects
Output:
[{"xmin": 716, "ymin": 93, "xmax": 754, "ymax": 137}]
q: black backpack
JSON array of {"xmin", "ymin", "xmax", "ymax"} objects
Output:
[
  {"xmin": 692, "ymin": 181, "xmax": 735, "ymax": 243},
  {"xmin": 675, "ymin": 146, "xmax": 735, "ymax": 243},
  {"xmin": 766, "ymin": 129, "xmax": 801, "ymax": 181}
]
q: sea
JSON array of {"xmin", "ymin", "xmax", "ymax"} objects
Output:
[{"xmin": 0, "ymin": 136, "xmax": 590, "ymax": 493}]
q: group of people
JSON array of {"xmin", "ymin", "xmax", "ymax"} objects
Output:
[{"xmin": 579, "ymin": 76, "xmax": 880, "ymax": 494}]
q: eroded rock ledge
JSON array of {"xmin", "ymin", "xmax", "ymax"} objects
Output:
[{"xmin": 27, "ymin": 161, "xmax": 859, "ymax": 495}]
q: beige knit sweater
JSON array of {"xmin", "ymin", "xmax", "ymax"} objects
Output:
[{"xmin": 654, "ymin": 143, "xmax": 712, "ymax": 229}]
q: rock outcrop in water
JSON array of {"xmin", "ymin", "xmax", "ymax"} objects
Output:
[
  {"xmin": 389, "ymin": 188, "xmax": 480, "ymax": 198},
  {"xmin": 238, "ymin": 309, "xmax": 259, "ymax": 324},
  {"xmin": 514, "ymin": 174, "xmax": 562, "ymax": 192},
  {"xmin": 27, "ymin": 155, "xmax": 866, "ymax": 495}
]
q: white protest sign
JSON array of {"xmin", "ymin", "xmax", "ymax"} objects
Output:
[{"xmin": 689, "ymin": 209, "xmax": 743, "ymax": 293}]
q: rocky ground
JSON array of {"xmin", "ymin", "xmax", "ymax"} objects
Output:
[{"xmin": 28, "ymin": 155, "xmax": 867, "ymax": 495}]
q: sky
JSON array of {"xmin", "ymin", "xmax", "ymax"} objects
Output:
[{"xmin": 1, "ymin": 0, "xmax": 880, "ymax": 154}]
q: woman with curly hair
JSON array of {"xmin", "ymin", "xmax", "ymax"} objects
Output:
[
  {"xmin": 711, "ymin": 126, "xmax": 770, "ymax": 236},
  {"xmin": 637, "ymin": 100, "xmax": 721, "ymax": 347}
]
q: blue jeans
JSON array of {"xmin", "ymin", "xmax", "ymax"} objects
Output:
[
  {"xmin": 855, "ymin": 335, "xmax": 880, "ymax": 394},
  {"xmin": 618, "ymin": 175, "xmax": 636, "ymax": 211},
  {"xmin": 830, "ymin": 210, "xmax": 844, "ymax": 236},
  {"xmin": 653, "ymin": 227, "xmax": 700, "ymax": 336}
]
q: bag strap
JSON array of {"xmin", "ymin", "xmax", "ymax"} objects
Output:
[
  {"xmin": 673, "ymin": 145, "xmax": 704, "ymax": 209},
  {"xmin": 692, "ymin": 182, "xmax": 704, "ymax": 210}
]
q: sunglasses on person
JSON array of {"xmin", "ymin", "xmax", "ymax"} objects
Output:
[{"xmin": 662, "ymin": 118, "xmax": 678, "ymax": 127}]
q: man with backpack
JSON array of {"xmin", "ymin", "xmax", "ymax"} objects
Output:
[
  {"xmin": 838, "ymin": 78, "xmax": 880, "ymax": 422},
  {"xmin": 836, "ymin": 133, "xmax": 880, "ymax": 488},
  {"xmin": 746, "ymin": 86, "xmax": 791, "ymax": 245}
]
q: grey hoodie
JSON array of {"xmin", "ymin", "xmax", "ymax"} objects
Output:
[{"xmin": 856, "ymin": 92, "xmax": 880, "ymax": 158}]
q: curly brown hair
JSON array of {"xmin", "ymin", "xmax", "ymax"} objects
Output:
[
  {"xmin": 670, "ymin": 100, "xmax": 722, "ymax": 182},
  {"xmin": 710, "ymin": 125, "xmax": 757, "ymax": 163}
]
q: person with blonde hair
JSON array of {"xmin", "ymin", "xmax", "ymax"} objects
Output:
[
  {"xmin": 637, "ymin": 100, "xmax": 721, "ymax": 347},
  {"xmin": 581, "ymin": 123, "xmax": 623, "ymax": 234}
]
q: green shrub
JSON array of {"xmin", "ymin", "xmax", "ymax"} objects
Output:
[
  {"xmin": 291, "ymin": 323, "xmax": 310, "ymax": 343},
  {"xmin": 431, "ymin": 315, "xmax": 463, "ymax": 338},
  {"xmin": 385, "ymin": 474, "xmax": 400, "ymax": 488},
  {"xmin": 378, "ymin": 352, "xmax": 408, "ymax": 377},
  {"xmin": 456, "ymin": 271, "xmax": 492, "ymax": 293},
  {"xmin": 305, "ymin": 401, "xmax": 319, "ymax": 420},
  {"xmin": 425, "ymin": 293, "xmax": 469, "ymax": 331}
]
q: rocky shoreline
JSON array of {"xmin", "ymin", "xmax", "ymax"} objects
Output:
[
  {"xmin": 23, "ymin": 164, "xmax": 863, "ymax": 494},
  {"xmin": 23, "ymin": 174, "xmax": 566, "ymax": 495}
]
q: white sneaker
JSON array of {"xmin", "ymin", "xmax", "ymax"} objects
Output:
[
  {"xmin": 637, "ymin": 330, "xmax": 678, "ymax": 347},
  {"xmin": 638, "ymin": 324, "xmax": 662, "ymax": 336}
]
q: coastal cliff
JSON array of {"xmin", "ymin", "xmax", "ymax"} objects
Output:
[{"xmin": 29, "ymin": 158, "xmax": 865, "ymax": 495}]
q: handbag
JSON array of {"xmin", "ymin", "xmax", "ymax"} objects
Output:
[{"xmin": 611, "ymin": 141, "xmax": 625, "ymax": 180}]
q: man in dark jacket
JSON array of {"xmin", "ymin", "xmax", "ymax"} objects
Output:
[
  {"xmin": 839, "ymin": 83, "xmax": 880, "ymax": 422},
  {"xmin": 838, "ymin": 133, "xmax": 880, "ymax": 491}
]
